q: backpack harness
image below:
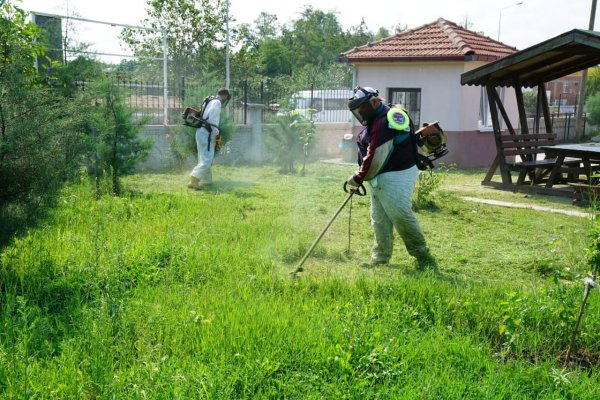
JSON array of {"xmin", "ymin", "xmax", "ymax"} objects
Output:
[{"xmin": 182, "ymin": 96, "xmax": 221, "ymax": 152}]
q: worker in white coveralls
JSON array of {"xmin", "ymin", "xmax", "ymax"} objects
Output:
[
  {"xmin": 345, "ymin": 86, "xmax": 437, "ymax": 269},
  {"xmin": 188, "ymin": 88, "xmax": 231, "ymax": 190}
]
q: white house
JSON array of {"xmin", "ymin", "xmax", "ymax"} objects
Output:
[{"xmin": 339, "ymin": 18, "xmax": 519, "ymax": 167}]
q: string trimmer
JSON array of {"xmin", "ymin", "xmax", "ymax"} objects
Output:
[{"xmin": 291, "ymin": 182, "xmax": 366, "ymax": 278}]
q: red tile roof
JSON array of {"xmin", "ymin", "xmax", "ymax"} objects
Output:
[{"xmin": 340, "ymin": 18, "xmax": 517, "ymax": 62}]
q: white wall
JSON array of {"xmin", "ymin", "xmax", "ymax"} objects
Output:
[{"xmin": 354, "ymin": 61, "xmax": 519, "ymax": 132}]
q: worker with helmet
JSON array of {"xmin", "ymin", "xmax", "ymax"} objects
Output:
[{"xmin": 346, "ymin": 86, "xmax": 436, "ymax": 270}]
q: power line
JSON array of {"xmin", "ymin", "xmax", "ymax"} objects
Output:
[{"xmin": 31, "ymin": 10, "xmax": 170, "ymax": 125}]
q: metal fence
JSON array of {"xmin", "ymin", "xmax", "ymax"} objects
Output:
[
  {"xmin": 78, "ymin": 78, "xmax": 354, "ymax": 125},
  {"xmin": 525, "ymin": 111, "xmax": 589, "ymax": 142}
]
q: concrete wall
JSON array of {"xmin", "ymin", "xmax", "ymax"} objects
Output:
[
  {"xmin": 312, "ymin": 122, "xmax": 352, "ymax": 157},
  {"xmin": 137, "ymin": 125, "xmax": 177, "ymax": 171},
  {"xmin": 136, "ymin": 120, "xmax": 349, "ymax": 172}
]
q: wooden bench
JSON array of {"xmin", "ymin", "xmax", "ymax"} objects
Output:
[
  {"xmin": 570, "ymin": 182, "xmax": 600, "ymax": 206},
  {"xmin": 499, "ymin": 133, "xmax": 580, "ymax": 185}
]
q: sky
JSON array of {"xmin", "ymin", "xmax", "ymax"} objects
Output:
[{"xmin": 17, "ymin": 0, "xmax": 599, "ymax": 61}]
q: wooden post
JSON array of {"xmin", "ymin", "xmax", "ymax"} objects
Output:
[
  {"xmin": 539, "ymin": 82, "xmax": 553, "ymax": 136},
  {"xmin": 487, "ymin": 85, "xmax": 511, "ymax": 184}
]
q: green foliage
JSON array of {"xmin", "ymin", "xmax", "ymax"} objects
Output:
[
  {"xmin": 587, "ymin": 219, "xmax": 600, "ymax": 277},
  {"xmin": 0, "ymin": 166, "xmax": 598, "ymax": 398},
  {"xmin": 0, "ymin": 1, "xmax": 92, "ymax": 245},
  {"xmin": 522, "ymin": 90, "xmax": 538, "ymax": 115},
  {"xmin": 498, "ymin": 291, "xmax": 526, "ymax": 354},
  {"xmin": 233, "ymin": 6, "xmax": 395, "ymax": 89},
  {"xmin": 264, "ymin": 111, "xmax": 316, "ymax": 173},
  {"xmin": 585, "ymin": 91, "xmax": 600, "ymax": 126},
  {"xmin": 0, "ymin": 0, "xmax": 46, "ymax": 78},
  {"xmin": 217, "ymin": 114, "xmax": 236, "ymax": 148},
  {"xmin": 53, "ymin": 56, "xmax": 104, "ymax": 97},
  {"xmin": 90, "ymin": 80, "xmax": 153, "ymax": 195},
  {"xmin": 121, "ymin": 0, "xmax": 228, "ymax": 80},
  {"xmin": 585, "ymin": 66, "xmax": 600, "ymax": 98},
  {"xmin": 283, "ymin": 6, "xmax": 347, "ymax": 69},
  {"xmin": 412, "ymin": 167, "xmax": 446, "ymax": 210}
]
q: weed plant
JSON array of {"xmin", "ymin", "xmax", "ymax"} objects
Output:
[{"xmin": 0, "ymin": 164, "xmax": 598, "ymax": 398}]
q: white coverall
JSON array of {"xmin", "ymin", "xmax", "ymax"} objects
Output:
[
  {"xmin": 190, "ymin": 98, "xmax": 221, "ymax": 184},
  {"xmin": 368, "ymin": 167, "xmax": 429, "ymax": 263}
]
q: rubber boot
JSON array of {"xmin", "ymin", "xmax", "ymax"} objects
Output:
[{"xmin": 187, "ymin": 176, "xmax": 203, "ymax": 190}]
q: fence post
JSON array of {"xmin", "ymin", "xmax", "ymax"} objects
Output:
[
  {"xmin": 260, "ymin": 81, "xmax": 264, "ymax": 104},
  {"xmin": 260, "ymin": 81, "xmax": 265, "ymax": 123},
  {"xmin": 181, "ymin": 76, "xmax": 186, "ymax": 111},
  {"xmin": 244, "ymin": 80, "xmax": 248, "ymax": 125},
  {"xmin": 310, "ymin": 83, "xmax": 314, "ymax": 121}
]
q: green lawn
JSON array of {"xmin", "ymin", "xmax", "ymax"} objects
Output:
[{"xmin": 0, "ymin": 163, "xmax": 598, "ymax": 399}]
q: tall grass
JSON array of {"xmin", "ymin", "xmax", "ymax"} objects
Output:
[{"xmin": 0, "ymin": 164, "xmax": 598, "ymax": 398}]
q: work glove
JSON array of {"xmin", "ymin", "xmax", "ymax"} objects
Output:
[
  {"xmin": 343, "ymin": 175, "xmax": 367, "ymax": 196},
  {"xmin": 346, "ymin": 175, "xmax": 361, "ymax": 189}
]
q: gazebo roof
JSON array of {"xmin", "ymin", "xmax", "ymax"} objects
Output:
[{"xmin": 461, "ymin": 29, "xmax": 600, "ymax": 88}]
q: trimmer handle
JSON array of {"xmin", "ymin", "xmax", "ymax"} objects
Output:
[{"xmin": 343, "ymin": 182, "xmax": 367, "ymax": 196}]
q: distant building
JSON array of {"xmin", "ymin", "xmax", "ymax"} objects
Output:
[
  {"xmin": 545, "ymin": 71, "xmax": 583, "ymax": 109},
  {"xmin": 339, "ymin": 18, "xmax": 517, "ymax": 167}
]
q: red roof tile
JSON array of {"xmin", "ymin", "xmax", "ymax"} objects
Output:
[{"xmin": 340, "ymin": 18, "xmax": 517, "ymax": 62}]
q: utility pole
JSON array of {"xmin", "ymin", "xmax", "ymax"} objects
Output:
[
  {"xmin": 575, "ymin": 0, "xmax": 598, "ymax": 140},
  {"xmin": 225, "ymin": 0, "xmax": 230, "ymax": 89},
  {"xmin": 498, "ymin": 2, "xmax": 523, "ymax": 41}
]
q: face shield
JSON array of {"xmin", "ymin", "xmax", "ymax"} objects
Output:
[{"xmin": 348, "ymin": 86, "xmax": 379, "ymax": 125}]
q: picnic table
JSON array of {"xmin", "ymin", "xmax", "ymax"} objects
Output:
[{"xmin": 541, "ymin": 142, "xmax": 600, "ymax": 189}]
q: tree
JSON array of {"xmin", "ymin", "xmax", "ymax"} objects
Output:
[
  {"xmin": 259, "ymin": 39, "xmax": 292, "ymax": 77},
  {"xmin": 374, "ymin": 27, "xmax": 391, "ymax": 41},
  {"xmin": 281, "ymin": 7, "xmax": 346, "ymax": 70},
  {"xmin": 584, "ymin": 90, "xmax": 600, "ymax": 127},
  {"xmin": 522, "ymin": 90, "xmax": 538, "ymax": 115},
  {"xmin": 585, "ymin": 66, "xmax": 600, "ymax": 98},
  {"xmin": 344, "ymin": 18, "xmax": 374, "ymax": 49},
  {"xmin": 254, "ymin": 12, "xmax": 279, "ymax": 41},
  {"xmin": 121, "ymin": 0, "xmax": 228, "ymax": 81},
  {"xmin": 0, "ymin": 0, "xmax": 46, "ymax": 78},
  {"xmin": 0, "ymin": 1, "xmax": 92, "ymax": 244},
  {"xmin": 92, "ymin": 80, "xmax": 153, "ymax": 195}
]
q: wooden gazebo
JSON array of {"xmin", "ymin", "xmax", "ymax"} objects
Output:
[{"xmin": 461, "ymin": 29, "xmax": 600, "ymax": 195}]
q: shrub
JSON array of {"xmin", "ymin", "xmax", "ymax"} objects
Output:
[
  {"xmin": 0, "ymin": 10, "xmax": 91, "ymax": 244},
  {"xmin": 264, "ymin": 111, "xmax": 316, "ymax": 173},
  {"xmin": 89, "ymin": 80, "xmax": 153, "ymax": 195},
  {"xmin": 412, "ymin": 166, "xmax": 446, "ymax": 210},
  {"xmin": 585, "ymin": 91, "xmax": 600, "ymax": 127}
]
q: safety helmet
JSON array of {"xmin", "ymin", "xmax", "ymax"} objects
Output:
[{"xmin": 348, "ymin": 86, "xmax": 380, "ymax": 125}]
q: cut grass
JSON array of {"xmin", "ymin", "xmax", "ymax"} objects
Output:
[{"xmin": 0, "ymin": 163, "xmax": 598, "ymax": 398}]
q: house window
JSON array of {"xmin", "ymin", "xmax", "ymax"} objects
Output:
[
  {"xmin": 562, "ymin": 83, "xmax": 568, "ymax": 94},
  {"xmin": 388, "ymin": 88, "xmax": 421, "ymax": 128},
  {"xmin": 479, "ymin": 87, "xmax": 505, "ymax": 131}
]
